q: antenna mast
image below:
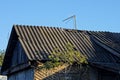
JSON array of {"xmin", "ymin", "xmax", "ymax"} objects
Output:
[{"xmin": 63, "ymin": 15, "xmax": 77, "ymax": 29}]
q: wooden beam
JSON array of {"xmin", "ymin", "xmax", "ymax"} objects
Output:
[{"xmin": 2, "ymin": 62, "xmax": 30, "ymax": 75}]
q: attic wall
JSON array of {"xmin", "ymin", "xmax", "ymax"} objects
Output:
[
  {"xmin": 11, "ymin": 41, "xmax": 28, "ymax": 67},
  {"xmin": 1, "ymin": 40, "xmax": 29, "ymax": 75}
]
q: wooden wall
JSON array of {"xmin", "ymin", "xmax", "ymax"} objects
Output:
[
  {"xmin": 34, "ymin": 64, "xmax": 120, "ymax": 80},
  {"xmin": 7, "ymin": 41, "xmax": 31, "ymax": 80},
  {"xmin": 8, "ymin": 68, "xmax": 34, "ymax": 80},
  {"xmin": 34, "ymin": 64, "xmax": 90, "ymax": 80},
  {"xmin": 11, "ymin": 41, "xmax": 28, "ymax": 67}
]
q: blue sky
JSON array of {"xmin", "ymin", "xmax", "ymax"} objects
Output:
[{"xmin": 0, "ymin": 0, "xmax": 120, "ymax": 50}]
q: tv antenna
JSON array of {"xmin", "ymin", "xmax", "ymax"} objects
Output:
[{"xmin": 63, "ymin": 15, "xmax": 77, "ymax": 29}]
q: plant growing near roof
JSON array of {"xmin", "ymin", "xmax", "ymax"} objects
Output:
[
  {"xmin": 39, "ymin": 42, "xmax": 88, "ymax": 79},
  {"xmin": 48, "ymin": 42, "xmax": 88, "ymax": 66}
]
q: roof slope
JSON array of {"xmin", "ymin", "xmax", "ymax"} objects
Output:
[
  {"xmin": 13, "ymin": 25, "xmax": 119, "ymax": 62},
  {"xmin": 2, "ymin": 25, "xmax": 120, "ymax": 73},
  {"xmin": 88, "ymin": 31, "xmax": 120, "ymax": 54}
]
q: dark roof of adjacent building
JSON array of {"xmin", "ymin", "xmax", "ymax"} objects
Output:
[{"xmin": 2, "ymin": 25, "xmax": 120, "ymax": 74}]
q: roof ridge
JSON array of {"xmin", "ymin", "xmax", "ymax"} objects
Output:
[{"xmin": 13, "ymin": 24, "xmax": 120, "ymax": 33}]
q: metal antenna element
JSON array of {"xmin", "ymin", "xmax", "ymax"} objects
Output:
[{"xmin": 63, "ymin": 15, "xmax": 77, "ymax": 29}]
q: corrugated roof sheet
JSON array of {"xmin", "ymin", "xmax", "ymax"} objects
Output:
[
  {"xmin": 2, "ymin": 25, "xmax": 120, "ymax": 73},
  {"xmin": 13, "ymin": 25, "xmax": 120, "ymax": 62},
  {"xmin": 88, "ymin": 31, "xmax": 120, "ymax": 53}
]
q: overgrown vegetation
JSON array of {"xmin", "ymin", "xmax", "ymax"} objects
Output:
[
  {"xmin": 0, "ymin": 50, "xmax": 5, "ymax": 66},
  {"xmin": 38, "ymin": 43, "xmax": 89, "ymax": 80},
  {"xmin": 42, "ymin": 42, "xmax": 88, "ymax": 69}
]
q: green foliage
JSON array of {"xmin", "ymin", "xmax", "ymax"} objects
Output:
[
  {"xmin": 0, "ymin": 50, "xmax": 5, "ymax": 66},
  {"xmin": 43, "ymin": 61, "xmax": 62, "ymax": 69},
  {"xmin": 43, "ymin": 42, "xmax": 88, "ymax": 69}
]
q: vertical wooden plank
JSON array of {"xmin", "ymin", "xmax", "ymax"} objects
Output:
[{"xmin": 8, "ymin": 69, "xmax": 34, "ymax": 80}]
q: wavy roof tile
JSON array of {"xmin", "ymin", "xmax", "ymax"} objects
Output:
[{"xmin": 2, "ymin": 25, "xmax": 120, "ymax": 73}]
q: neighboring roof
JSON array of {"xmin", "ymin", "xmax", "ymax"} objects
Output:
[
  {"xmin": 2, "ymin": 25, "xmax": 120, "ymax": 73},
  {"xmin": 88, "ymin": 31, "xmax": 120, "ymax": 55}
]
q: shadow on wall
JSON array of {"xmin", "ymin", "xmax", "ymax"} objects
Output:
[{"xmin": 35, "ymin": 64, "xmax": 89, "ymax": 80}]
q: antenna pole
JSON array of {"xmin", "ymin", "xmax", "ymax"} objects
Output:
[
  {"xmin": 63, "ymin": 15, "xmax": 77, "ymax": 30},
  {"xmin": 74, "ymin": 15, "xmax": 77, "ymax": 30}
]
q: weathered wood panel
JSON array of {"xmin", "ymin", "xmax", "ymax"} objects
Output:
[
  {"xmin": 34, "ymin": 64, "xmax": 90, "ymax": 80},
  {"xmin": 8, "ymin": 68, "xmax": 34, "ymax": 80},
  {"xmin": 34, "ymin": 64, "xmax": 68, "ymax": 80},
  {"xmin": 11, "ymin": 41, "xmax": 28, "ymax": 67}
]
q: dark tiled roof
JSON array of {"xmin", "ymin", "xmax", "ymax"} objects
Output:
[
  {"xmin": 2, "ymin": 25, "xmax": 120, "ymax": 73},
  {"xmin": 88, "ymin": 31, "xmax": 120, "ymax": 54}
]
